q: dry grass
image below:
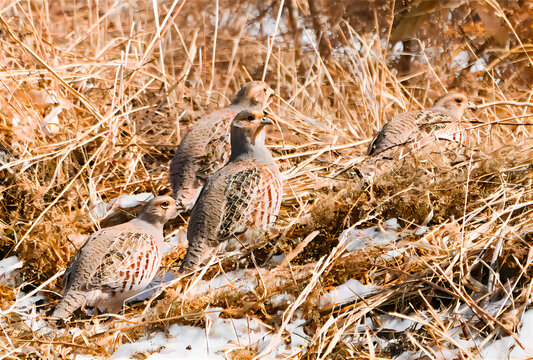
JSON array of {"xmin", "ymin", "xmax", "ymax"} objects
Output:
[{"xmin": 0, "ymin": 0, "xmax": 532, "ymax": 358}]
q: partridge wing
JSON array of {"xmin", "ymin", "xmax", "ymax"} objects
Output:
[
  {"xmin": 216, "ymin": 167, "xmax": 262, "ymax": 240},
  {"xmin": 170, "ymin": 108, "xmax": 234, "ymax": 200},
  {"xmin": 368, "ymin": 112, "xmax": 420, "ymax": 155},
  {"xmin": 195, "ymin": 131, "xmax": 231, "ymax": 182},
  {"xmin": 86, "ymin": 231, "xmax": 155, "ymax": 292}
]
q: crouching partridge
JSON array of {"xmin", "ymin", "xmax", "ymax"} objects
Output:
[
  {"xmin": 361, "ymin": 92, "xmax": 477, "ymax": 178},
  {"xmin": 368, "ymin": 92, "xmax": 477, "ymax": 157},
  {"xmin": 180, "ymin": 110, "xmax": 282, "ymax": 272},
  {"xmin": 52, "ymin": 196, "xmax": 179, "ymax": 318}
]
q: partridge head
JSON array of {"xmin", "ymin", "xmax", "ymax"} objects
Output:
[
  {"xmin": 136, "ymin": 195, "xmax": 180, "ymax": 227},
  {"xmin": 231, "ymin": 81, "xmax": 275, "ymax": 112},
  {"xmin": 230, "ymin": 110, "xmax": 275, "ymax": 160},
  {"xmin": 430, "ymin": 92, "xmax": 477, "ymax": 121}
]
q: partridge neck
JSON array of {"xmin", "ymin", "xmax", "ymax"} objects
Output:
[
  {"xmin": 229, "ymin": 128, "xmax": 273, "ymax": 163},
  {"xmin": 131, "ymin": 213, "xmax": 164, "ymax": 232},
  {"xmin": 431, "ymin": 105, "xmax": 461, "ymax": 121}
]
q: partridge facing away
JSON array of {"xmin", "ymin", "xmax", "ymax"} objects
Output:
[
  {"xmin": 170, "ymin": 81, "xmax": 275, "ymax": 211},
  {"xmin": 368, "ymin": 92, "xmax": 477, "ymax": 157},
  {"xmin": 52, "ymin": 196, "xmax": 179, "ymax": 318},
  {"xmin": 180, "ymin": 110, "xmax": 282, "ymax": 272}
]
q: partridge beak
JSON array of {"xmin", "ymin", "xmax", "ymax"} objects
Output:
[
  {"xmin": 175, "ymin": 199, "xmax": 185, "ymax": 212},
  {"xmin": 467, "ymin": 100, "xmax": 477, "ymax": 110},
  {"xmin": 266, "ymin": 88, "xmax": 275, "ymax": 106},
  {"xmin": 252, "ymin": 114, "xmax": 275, "ymax": 142},
  {"xmin": 260, "ymin": 116, "xmax": 274, "ymax": 126}
]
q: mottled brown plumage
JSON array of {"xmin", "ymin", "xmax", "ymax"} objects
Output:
[
  {"xmin": 368, "ymin": 92, "xmax": 476, "ymax": 157},
  {"xmin": 52, "ymin": 196, "xmax": 179, "ymax": 318},
  {"xmin": 180, "ymin": 111, "xmax": 282, "ymax": 272},
  {"xmin": 169, "ymin": 82, "xmax": 274, "ymax": 210}
]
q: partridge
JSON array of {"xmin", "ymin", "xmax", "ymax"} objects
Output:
[
  {"xmin": 180, "ymin": 110, "xmax": 282, "ymax": 272},
  {"xmin": 52, "ymin": 196, "xmax": 179, "ymax": 318},
  {"xmin": 170, "ymin": 81, "xmax": 274, "ymax": 210},
  {"xmin": 368, "ymin": 92, "xmax": 477, "ymax": 157}
]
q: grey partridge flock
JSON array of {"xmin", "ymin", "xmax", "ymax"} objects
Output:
[{"xmin": 53, "ymin": 86, "xmax": 477, "ymax": 318}]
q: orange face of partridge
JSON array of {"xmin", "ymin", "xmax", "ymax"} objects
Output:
[{"xmin": 231, "ymin": 110, "xmax": 274, "ymax": 144}]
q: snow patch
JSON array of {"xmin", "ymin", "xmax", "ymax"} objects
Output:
[
  {"xmin": 0, "ymin": 256, "xmax": 23, "ymax": 284},
  {"xmin": 129, "ymin": 272, "xmax": 176, "ymax": 302},
  {"xmin": 482, "ymin": 309, "xmax": 533, "ymax": 359},
  {"xmin": 111, "ymin": 332, "xmax": 169, "ymax": 359},
  {"xmin": 470, "ymin": 58, "xmax": 486, "ymax": 73},
  {"xmin": 162, "ymin": 227, "xmax": 187, "ymax": 254},
  {"xmin": 268, "ymin": 254, "xmax": 286, "ymax": 266},
  {"xmin": 452, "ymin": 50, "xmax": 469, "ymax": 69},
  {"xmin": 392, "ymin": 41, "xmax": 404, "ymax": 53},
  {"xmin": 113, "ymin": 311, "xmax": 272, "ymax": 359},
  {"xmin": 186, "ymin": 269, "xmax": 247, "ymax": 297},
  {"xmin": 257, "ymin": 318, "xmax": 309, "ymax": 359},
  {"xmin": 339, "ymin": 218, "xmax": 407, "ymax": 251},
  {"xmin": 268, "ymin": 293, "xmax": 295, "ymax": 308},
  {"xmin": 93, "ymin": 192, "xmax": 154, "ymax": 220},
  {"xmin": 320, "ymin": 279, "xmax": 379, "ymax": 308},
  {"xmin": 378, "ymin": 314, "xmax": 417, "ymax": 332}
]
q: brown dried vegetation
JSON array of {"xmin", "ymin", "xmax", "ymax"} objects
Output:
[{"xmin": 0, "ymin": 0, "xmax": 532, "ymax": 359}]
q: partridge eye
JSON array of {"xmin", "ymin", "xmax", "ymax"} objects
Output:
[
  {"xmin": 455, "ymin": 98, "xmax": 463, "ymax": 103},
  {"xmin": 247, "ymin": 115, "xmax": 255, "ymax": 121},
  {"xmin": 263, "ymin": 88, "xmax": 267, "ymax": 92},
  {"xmin": 160, "ymin": 201, "xmax": 170, "ymax": 209}
]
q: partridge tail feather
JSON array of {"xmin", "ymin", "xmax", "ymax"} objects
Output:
[
  {"xmin": 179, "ymin": 240, "xmax": 213, "ymax": 273},
  {"xmin": 52, "ymin": 293, "xmax": 84, "ymax": 318}
]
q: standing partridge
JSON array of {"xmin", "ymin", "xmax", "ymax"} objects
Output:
[
  {"xmin": 52, "ymin": 196, "xmax": 179, "ymax": 318},
  {"xmin": 180, "ymin": 110, "xmax": 282, "ymax": 272},
  {"xmin": 368, "ymin": 92, "xmax": 477, "ymax": 157},
  {"xmin": 170, "ymin": 81, "xmax": 274, "ymax": 211}
]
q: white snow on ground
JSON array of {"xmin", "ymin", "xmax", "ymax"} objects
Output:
[
  {"xmin": 339, "ymin": 218, "xmax": 408, "ymax": 251},
  {"xmin": 366, "ymin": 308, "xmax": 533, "ymax": 359},
  {"xmin": 15, "ymin": 292, "xmax": 45, "ymax": 311},
  {"xmin": 129, "ymin": 271, "xmax": 176, "ymax": 302},
  {"xmin": 268, "ymin": 254, "xmax": 287, "ymax": 266},
  {"xmin": 470, "ymin": 57, "xmax": 487, "ymax": 73},
  {"xmin": 452, "ymin": 50, "xmax": 470, "ymax": 69},
  {"xmin": 377, "ymin": 314, "xmax": 419, "ymax": 332},
  {"xmin": 268, "ymin": 293, "xmax": 295, "ymax": 308},
  {"xmin": 0, "ymin": 257, "xmax": 56, "ymax": 336},
  {"xmin": 186, "ymin": 269, "xmax": 247, "ymax": 297},
  {"xmin": 111, "ymin": 310, "xmax": 309, "ymax": 359},
  {"xmin": 0, "ymin": 256, "xmax": 23, "ymax": 284},
  {"xmin": 162, "ymin": 227, "xmax": 188, "ymax": 254},
  {"xmin": 93, "ymin": 192, "xmax": 154, "ymax": 220},
  {"xmin": 320, "ymin": 279, "xmax": 379, "ymax": 308},
  {"xmin": 482, "ymin": 309, "xmax": 533, "ymax": 359}
]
